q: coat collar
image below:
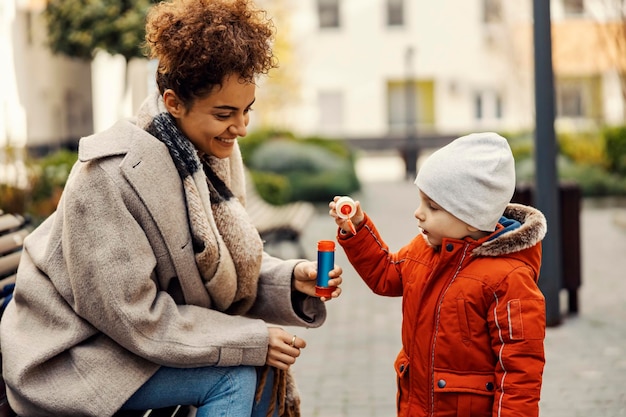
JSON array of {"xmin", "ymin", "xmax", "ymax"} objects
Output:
[{"xmin": 473, "ymin": 203, "xmax": 547, "ymax": 258}]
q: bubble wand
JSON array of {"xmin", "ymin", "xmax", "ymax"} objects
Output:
[{"xmin": 336, "ymin": 196, "xmax": 357, "ymax": 235}]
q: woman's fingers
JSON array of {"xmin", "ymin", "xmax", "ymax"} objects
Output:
[{"xmin": 266, "ymin": 328, "xmax": 306, "ymax": 369}]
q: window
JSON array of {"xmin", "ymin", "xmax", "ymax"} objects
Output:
[
  {"xmin": 557, "ymin": 83, "xmax": 584, "ymax": 118},
  {"xmin": 555, "ymin": 76, "xmax": 603, "ymax": 123},
  {"xmin": 318, "ymin": 0, "xmax": 340, "ymax": 29},
  {"xmin": 483, "ymin": 0, "xmax": 502, "ymax": 23},
  {"xmin": 388, "ymin": 83, "xmax": 414, "ymax": 133},
  {"xmin": 387, "ymin": 80, "xmax": 436, "ymax": 133},
  {"xmin": 495, "ymin": 94, "xmax": 503, "ymax": 119},
  {"xmin": 318, "ymin": 91, "xmax": 344, "ymax": 134},
  {"xmin": 387, "ymin": 0, "xmax": 404, "ymax": 27},
  {"xmin": 474, "ymin": 91, "xmax": 504, "ymax": 121},
  {"xmin": 474, "ymin": 94, "xmax": 483, "ymax": 119}
]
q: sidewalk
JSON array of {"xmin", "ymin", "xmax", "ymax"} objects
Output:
[{"xmin": 282, "ymin": 171, "xmax": 626, "ymax": 417}]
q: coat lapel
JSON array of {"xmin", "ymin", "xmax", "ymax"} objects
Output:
[{"xmin": 83, "ymin": 121, "xmax": 211, "ymax": 307}]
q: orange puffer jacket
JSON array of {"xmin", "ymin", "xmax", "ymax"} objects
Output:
[{"xmin": 338, "ymin": 203, "xmax": 547, "ymax": 417}]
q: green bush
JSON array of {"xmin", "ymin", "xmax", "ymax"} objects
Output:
[
  {"xmin": 501, "ymin": 130, "xmax": 534, "ymax": 161},
  {"xmin": 239, "ymin": 128, "xmax": 296, "ymax": 164},
  {"xmin": 559, "ymin": 157, "xmax": 626, "ymax": 197},
  {"xmin": 242, "ymin": 130, "xmax": 360, "ymax": 204},
  {"xmin": 247, "ymin": 170, "xmax": 291, "ymax": 206},
  {"xmin": 516, "ymin": 153, "xmax": 626, "ymax": 198},
  {"xmin": 604, "ymin": 126, "xmax": 626, "ymax": 176},
  {"xmin": 0, "ymin": 184, "xmax": 28, "ymax": 215},
  {"xmin": 558, "ymin": 131, "xmax": 607, "ymax": 168},
  {"xmin": 0, "ymin": 148, "xmax": 78, "ymax": 224},
  {"xmin": 29, "ymin": 149, "xmax": 78, "ymax": 203}
]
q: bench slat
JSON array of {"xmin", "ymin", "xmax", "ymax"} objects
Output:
[
  {"xmin": 0, "ymin": 252, "xmax": 21, "ymax": 278},
  {"xmin": 0, "ymin": 214, "xmax": 24, "ymax": 235},
  {"xmin": 0, "ymin": 229, "xmax": 29, "ymax": 255}
]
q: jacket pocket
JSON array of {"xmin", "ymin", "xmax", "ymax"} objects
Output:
[
  {"xmin": 456, "ymin": 298, "xmax": 471, "ymax": 345},
  {"xmin": 394, "ymin": 350, "xmax": 410, "ymax": 415},
  {"xmin": 433, "ymin": 370, "xmax": 495, "ymax": 417}
]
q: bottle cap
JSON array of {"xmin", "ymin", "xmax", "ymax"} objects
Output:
[
  {"xmin": 315, "ymin": 286, "xmax": 335, "ymax": 298},
  {"xmin": 317, "ymin": 240, "xmax": 335, "ymax": 251},
  {"xmin": 336, "ymin": 196, "xmax": 356, "ymax": 219}
]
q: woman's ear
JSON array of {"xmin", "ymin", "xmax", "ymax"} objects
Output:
[{"xmin": 162, "ymin": 89, "xmax": 185, "ymax": 118}]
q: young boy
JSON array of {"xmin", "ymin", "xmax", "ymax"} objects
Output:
[{"xmin": 329, "ymin": 132, "xmax": 547, "ymax": 417}]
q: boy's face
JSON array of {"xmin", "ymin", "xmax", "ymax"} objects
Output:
[{"xmin": 414, "ymin": 191, "xmax": 475, "ymax": 247}]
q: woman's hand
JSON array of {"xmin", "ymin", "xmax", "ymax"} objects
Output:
[
  {"xmin": 293, "ymin": 261, "xmax": 342, "ymax": 302},
  {"xmin": 329, "ymin": 196, "xmax": 365, "ymax": 234},
  {"xmin": 266, "ymin": 327, "xmax": 306, "ymax": 370}
]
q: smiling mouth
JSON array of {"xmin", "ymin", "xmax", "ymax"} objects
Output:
[{"xmin": 215, "ymin": 137, "xmax": 236, "ymax": 144}]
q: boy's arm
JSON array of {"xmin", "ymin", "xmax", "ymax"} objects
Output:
[
  {"xmin": 337, "ymin": 213, "xmax": 404, "ymax": 296},
  {"xmin": 488, "ymin": 266, "xmax": 546, "ymax": 417}
]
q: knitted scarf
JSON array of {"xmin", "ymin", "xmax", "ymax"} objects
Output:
[
  {"xmin": 136, "ymin": 92, "xmax": 300, "ymax": 417},
  {"xmin": 137, "ymin": 92, "xmax": 263, "ymax": 314}
]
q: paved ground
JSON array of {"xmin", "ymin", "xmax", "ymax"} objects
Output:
[{"xmin": 274, "ymin": 166, "xmax": 626, "ymax": 417}]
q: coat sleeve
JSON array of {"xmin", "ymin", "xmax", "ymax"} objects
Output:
[
  {"xmin": 245, "ymin": 252, "xmax": 327, "ymax": 327},
  {"xmin": 488, "ymin": 264, "xmax": 546, "ymax": 417},
  {"xmin": 51, "ymin": 161, "xmax": 270, "ymax": 368},
  {"xmin": 337, "ymin": 213, "xmax": 405, "ymax": 297}
]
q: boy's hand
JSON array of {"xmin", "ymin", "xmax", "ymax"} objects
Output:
[
  {"xmin": 293, "ymin": 261, "xmax": 342, "ymax": 301},
  {"xmin": 329, "ymin": 196, "xmax": 364, "ymax": 234}
]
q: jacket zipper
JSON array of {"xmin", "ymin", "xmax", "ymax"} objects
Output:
[{"xmin": 428, "ymin": 242, "xmax": 470, "ymax": 416}]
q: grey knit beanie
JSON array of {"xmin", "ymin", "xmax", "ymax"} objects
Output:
[{"xmin": 414, "ymin": 132, "xmax": 515, "ymax": 232}]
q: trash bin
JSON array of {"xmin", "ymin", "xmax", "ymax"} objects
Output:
[{"xmin": 511, "ymin": 181, "xmax": 581, "ymax": 314}]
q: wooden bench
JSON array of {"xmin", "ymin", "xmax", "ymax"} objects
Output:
[
  {"xmin": 245, "ymin": 173, "xmax": 316, "ymax": 258},
  {"xmin": 0, "ymin": 212, "xmax": 29, "ymax": 315},
  {"xmin": 0, "ymin": 211, "xmax": 30, "ymax": 417}
]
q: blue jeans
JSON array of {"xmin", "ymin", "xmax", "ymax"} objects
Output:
[{"xmin": 120, "ymin": 365, "xmax": 279, "ymax": 417}]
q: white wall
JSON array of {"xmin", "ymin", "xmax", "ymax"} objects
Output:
[
  {"xmin": 1, "ymin": 0, "xmax": 27, "ymax": 148},
  {"xmin": 91, "ymin": 52, "xmax": 153, "ymax": 134},
  {"xmin": 260, "ymin": 0, "xmax": 539, "ymax": 139},
  {"xmin": 12, "ymin": 6, "xmax": 93, "ymax": 150}
]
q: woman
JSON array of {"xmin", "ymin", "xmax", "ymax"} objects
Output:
[{"xmin": 0, "ymin": 0, "xmax": 342, "ymax": 416}]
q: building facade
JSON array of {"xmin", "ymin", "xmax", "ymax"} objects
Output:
[
  {"xmin": 256, "ymin": 0, "xmax": 626, "ymax": 141},
  {"xmin": 3, "ymin": 0, "xmax": 625, "ymax": 152}
]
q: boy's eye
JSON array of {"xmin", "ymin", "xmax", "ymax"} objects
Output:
[{"xmin": 429, "ymin": 203, "xmax": 439, "ymax": 211}]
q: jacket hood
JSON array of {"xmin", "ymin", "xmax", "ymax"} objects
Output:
[{"xmin": 472, "ymin": 203, "xmax": 547, "ymax": 258}]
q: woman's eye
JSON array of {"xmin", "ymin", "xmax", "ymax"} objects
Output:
[
  {"xmin": 244, "ymin": 107, "xmax": 254, "ymax": 114},
  {"xmin": 215, "ymin": 114, "xmax": 230, "ymax": 120}
]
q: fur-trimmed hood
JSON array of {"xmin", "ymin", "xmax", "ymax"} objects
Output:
[{"xmin": 473, "ymin": 203, "xmax": 547, "ymax": 257}]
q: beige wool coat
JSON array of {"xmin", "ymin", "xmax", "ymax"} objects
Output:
[{"xmin": 0, "ymin": 120, "xmax": 327, "ymax": 417}]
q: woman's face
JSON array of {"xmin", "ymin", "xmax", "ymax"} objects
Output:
[{"xmin": 163, "ymin": 74, "xmax": 256, "ymax": 159}]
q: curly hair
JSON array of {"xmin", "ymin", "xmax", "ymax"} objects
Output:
[{"xmin": 145, "ymin": 0, "xmax": 277, "ymax": 107}]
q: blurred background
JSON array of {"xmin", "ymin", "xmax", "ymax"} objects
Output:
[
  {"xmin": 2, "ymin": 0, "xmax": 626, "ymax": 219},
  {"xmin": 1, "ymin": 1, "xmax": 626, "ymax": 415}
]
